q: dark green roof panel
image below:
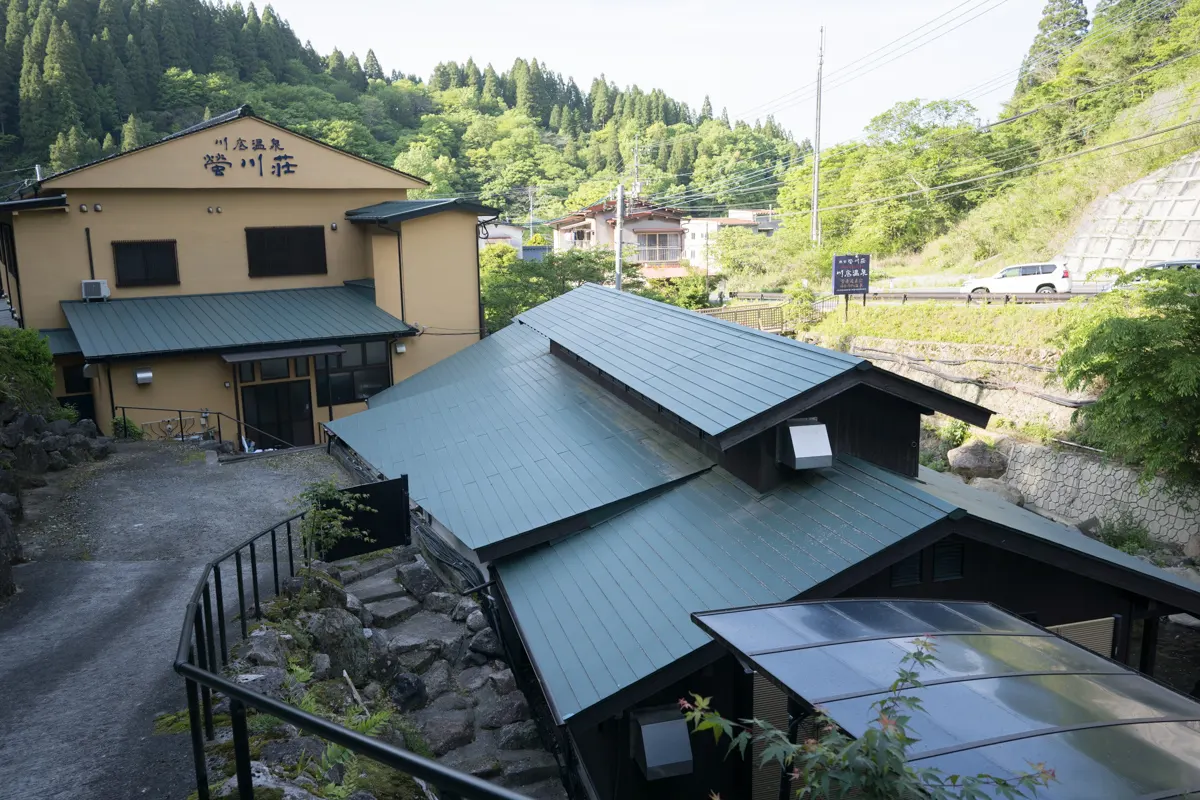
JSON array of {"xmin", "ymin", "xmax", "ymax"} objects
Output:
[
  {"xmin": 344, "ymin": 198, "xmax": 499, "ymax": 224},
  {"xmin": 496, "ymin": 457, "xmax": 953, "ymax": 724},
  {"xmin": 515, "ymin": 284, "xmax": 863, "ymax": 437},
  {"xmin": 61, "ymin": 286, "xmax": 412, "ymax": 359},
  {"xmin": 327, "ymin": 323, "xmax": 714, "ymax": 559},
  {"xmin": 39, "ymin": 328, "xmax": 81, "ymax": 356}
]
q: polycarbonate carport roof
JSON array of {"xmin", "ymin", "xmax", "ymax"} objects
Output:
[{"xmin": 694, "ymin": 599, "xmax": 1200, "ymax": 800}]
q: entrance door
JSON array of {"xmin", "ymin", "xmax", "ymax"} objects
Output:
[{"xmin": 241, "ymin": 380, "xmax": 313, "ymax": 449}]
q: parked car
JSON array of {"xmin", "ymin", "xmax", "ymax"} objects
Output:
[
  {"xmin": 962, "ymin": 263, "xmax": 1072, "ymax": 294},
  {"xmin": 1146, "ymin": 259, "xmax": 1200, "ymax": 271}
]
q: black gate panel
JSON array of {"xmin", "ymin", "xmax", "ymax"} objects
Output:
[{"xmin": 323, "ymin": 475, "xmax": 411, "ymax": 562}]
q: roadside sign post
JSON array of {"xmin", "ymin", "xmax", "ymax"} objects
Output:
[{"xmin": 832, "ymin": 254, "xmax": 870, "ymax": 321}]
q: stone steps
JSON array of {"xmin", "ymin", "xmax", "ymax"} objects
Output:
[
  {"xmin": 366, "ymin": 595, "xmax": 420, "ymax": 628},
  {"xmin": 344, "ymin": 569, "xmax": 407, "ymax": 604}
]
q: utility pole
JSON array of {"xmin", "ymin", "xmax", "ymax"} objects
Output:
[
  {"xmin": 614, "ymin": 183, "xmax": 625, "ymax": 291},
  {"xmin": 810, "ymin": 26, "xmax": 825, "ymax": 246},
  {"xmin": 632, "ymin": 133, "xmax": 642, "ymax": 197},
  {"xmin": 527, "ymin": 186, "xmax": 535, "ymax": 239}
]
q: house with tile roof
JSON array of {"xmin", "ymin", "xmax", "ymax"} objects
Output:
[
  {"xmin": 323, "ymin": 284, "xmax": 1200, "ymax": 800},
  {"xmin": 0, "ymin": 106, "xmax": 495, "ymax": 448}
]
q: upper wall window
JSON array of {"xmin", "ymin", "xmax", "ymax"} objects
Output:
[
  {"xmin": 245, "ymin": 226, "xmax": 327, "ymax": 278},
  {"xmin": 113, "ymin": 240, "xmax": 179, "ymax": 287}
]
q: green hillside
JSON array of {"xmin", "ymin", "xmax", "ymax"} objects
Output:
[
  {"xmin": 0, "ymin": 0, "xmax": 804, "ymax": 220},
  {"xmin": 711, "ymin": 0, "xmax": 1200, "ymax": 291}
]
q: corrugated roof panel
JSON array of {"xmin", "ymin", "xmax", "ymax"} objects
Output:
[
  {"xmin": 496, "ymin": 459, "xmax": 953, "ymax": 723},
  {"xmin": 344, "ymin": 198, "xmax": 499, "ymax": 224},
  {"xmin": 61, "ymin": 286, "xmax": 412, "ymax": 359},
  {"xmin": 39, "ymin": 328, "xmax": 81, "ymax": 356},
  {"xmin": 326, "ymin": 324, "xmax": 715, "ymax": 557},
  {"xmin": 515, "ymin": 284, "xmax": 863, "ymax": 437}
]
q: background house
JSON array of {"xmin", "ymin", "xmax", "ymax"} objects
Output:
[
  {"xmin": 0, "ymin": 106, "xmax": 494, "ymax": 449},
  {"xmin": 478, "ymin": 218, "xmax": 526, "ymax": 258},
  {"xmin": 682, "ymin": 209, "xmax": 781, "ymax": 274},
  {"xmin": 548, "ymin": 197, "xmax": 688, "ymax": 279}
]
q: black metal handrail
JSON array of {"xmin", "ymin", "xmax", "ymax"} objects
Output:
[
  {"xmin": 176, "ymin": 510, "xmax": 528, "ymax": 800},
  {"xmin": 112, "ymin": 405, "xmax": 326, "ymax": 452}
]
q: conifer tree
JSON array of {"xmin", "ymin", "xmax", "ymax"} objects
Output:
[
  {"xmin": 237, "ymin": 2, "xmax": 260, "ymax": 77},
  {"xmin": 96, "ymin": 0, "xmax": 127, "ymax": 44},
  {"xmin": 257, "ymin": 5, "xmax": 287, "ymax": 78},
  {"xmin": 100, "ymin": 131, "xmax": 116, "ymax": 156},
  {"xmin": 463, "ymin": 56, "xmax": 480, "ymax": 92},
  {"xmin": 19, "ymin": 38, "xmax": 52, "ymax": 155},
  {"xmin": 43, "ymin": 20, "xmax": 97, "ymax": 137},
  {"xmin": 655, "ymin": 134, "xmax": 669, "ymax": 171},
  {"xmin": 563, "ymin": 134, "xmax": 578, "ymax": 165},
  {"xmin": 481, "ymin": 63, "xmax": 500, "ymax": 103},
  {"xmin": 363, "ymin": 48, "xmax": 383, "ymax": 80},
  {"xmin": 345, "ymin": 51, "xmax": 367, "ymax": 91},
  {"xmin": 139, "ymin": 14, "xmax": 161, "ymax": 100},
  {"xmin": 548, "ymin": 104, "xmax": 560, "ymax": 131},
  {"xmin": 1016, "ymin": 0, "xmax": 1089, "ymax": 93},
  {"xmin": 120, "ymin": 112, "xmax": 142, "ymax": 151},
  {"xmin": 720, "ymin": 107, "xmax": 730, "ymax": 127},
  {"xmin": 603, "ymin": 124, "xmax": 620, "ymax": 171},
  {"xmin": 123, "ymin": 32, "xmax": 148, "ymax": 107}
]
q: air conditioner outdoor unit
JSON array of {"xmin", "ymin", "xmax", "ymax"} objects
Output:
[{"xmin": 81, "ymin": 279, "xmax": 110, "ymax": 301}]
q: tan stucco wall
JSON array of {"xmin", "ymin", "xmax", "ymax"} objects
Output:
[
  {"xmin": 105, "ymin": 355, "xmax": 238, "ymax": 439},
  {"xmin": 370, "ymin": 230, "xmax": 402, "ymax": 320},
  {"xmin": 42, "ymin": 117, "xmax": 424, "ymax": 192},
  {"xmin": 397, "ymin": 210, "xmax": 482, "ymax": 378},
  {"xmin": 11, "ymin": 188, "xmax": 410, "ymax": 329}
]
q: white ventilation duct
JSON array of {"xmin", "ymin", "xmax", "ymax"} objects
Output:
[{"xmin": 777, "ymin": 419, "xmax": 833, "ymax": 470}]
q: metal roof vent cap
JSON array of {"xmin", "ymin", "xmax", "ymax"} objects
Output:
[
  {"xmin": 777, "ymin": 419, "xmax": 833, "ymax": 470},
  {"xmin": 630, "ymin": 706, "xmax": 693, "ymax": 780}
]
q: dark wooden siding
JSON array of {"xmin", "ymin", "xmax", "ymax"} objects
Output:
[
  {"xmin": 806, "ymin": 384, "xmax": 922, "ymax": 477},
  {"xmin": 845, "ymin": 533, "xmax": 1137, "ymax": 629}
]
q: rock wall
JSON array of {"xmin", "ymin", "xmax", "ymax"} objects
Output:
[
  {"xmin": 1000, "ymin": 441, "xmax": 1200, "ymax": 552},
  {"xmin": 804, "ymin": 335, "xmax": 1091, "ymax": 431},
  {"xmin": 1056, "ymin": 138, "xmax": 1200, "ymax": 277}
]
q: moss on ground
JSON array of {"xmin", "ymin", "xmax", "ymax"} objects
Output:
[
  {"xmin": 153, "ymin": 709, "xmax": 231, "ymax": 735},
  {"xmin": 352, "ymin": 757, "xmax": 427, "ymax": 800}
]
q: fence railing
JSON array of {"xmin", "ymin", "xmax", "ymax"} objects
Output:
[
  {"xmin": 176, "ymin": 495, "xmax": 528, "ymax": 800},
  {"xmin": 112, "ymin": 405, "xmax": 323, "ymax": 452},
  {"xmin": 729, "ymin": 290, "xmax": 1090, "ymax": 305}
]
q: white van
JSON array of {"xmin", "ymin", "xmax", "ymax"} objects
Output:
[{"xmin": 962, "ymin": 263, "xmax": 1073, "ymax": 295}]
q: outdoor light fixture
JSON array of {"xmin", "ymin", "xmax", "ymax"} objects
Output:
[
  {"xmin": 394, "ymin": 342, "xmax": 406, "ymax": 354},
  {"xmin": 93, "ymin": 204, "xmax": 102, "ymax": 212},
  {"xmin": 208, "ymin": 207, "xmax": 214, "ymax": 213},
  {"xmin": 79, "ymin": 204, "xmax": 88, "ymax": 212},
  {"xmin": 135, "ymin": 369, "xmax": 153, "ymax": 385},
  {"xmin": 224, "ymin": 381, "xmax": 231, "ymax": 388},
  {"xmin": 216, "ymin": 207, "xmax": 223, "ymax": 213},
  {"xmin": 330, "ymin": 222, "xmax": 338, "ymax": 231}
]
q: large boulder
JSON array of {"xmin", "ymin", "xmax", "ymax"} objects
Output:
[
  {"xmin": 234, "ymin": 628, "xmax": 287, "ymax": 667},
  {"xmin": 232, "ymin": 667, "xmax": 289, "ymax": 701},
  {"xmin": 423, "ymin": 660, "xmax": 452, "ymax": 699},
  {"xmin": 969, "ymin": 478, "xmax": 1024, "ymax": 506},
  {"xmin": 39, "ymin": 433, "xmax": 68, "ymax": 452},
  {"xmin": 396, "ymin": 556, "xmax": 440, "ymax": 600},
  {"xmin": 87, "ymin": 437, "xmax": 114, "ymax": 460},
  {"xmin": 388, "ymin": 672, "xmax": 427, "ymax": 711},
  {"xmin": 0, "ymin": 493, "xmax": 21, "ymax": 522},
  {"xmin": 217, "ymin": 761, "xmax": 322, "ymax": 799},
  {"xmin": 497, "ymin": 720, "xmax": 540, "ymax": 751},
  {"xmin": 412, "ymin": 708, "xmax": 476, "ymax": 756},
  {"xmin": 466, "ymin": 609, "xmax": 489, "ymax": 633},
  {"xmin": 71, "ymin": 419, "xmax": 100, "ymax": 439},
  {"xmin": 386, "ymin": 611, "xmax": 468, "ymax": 669},
  {"xmin": 469, "ymin": 628, "xmax": 504, "ymax": 658},
  {"xmin": 0, "ymin": 469, "xmax": 19, "ymax": 497},
  {"xmin": 423, "ymin": 591, "xmax": 458, "ymax": 615},
  {"xmin": 13, "ymin": 438, "xmax": 48, "ymax": 474},
  {"xmin": 305, "ymin": 608, "xmax": 369, "ymax": 684},
  {"xmin": 946, "ymin": 440, "xmax": 1007, "ymax": 480},
  {"xmin": 0, "ymin": 509, "xmax": 17, "ymax": 599},
  {"xmin": 478, "ymin": 691, "xmax": 531, "ymax": 729},
  {"xmin": 0, "ymin": 402, "xmax": 17, "ymax": 426},
  {"xmin": 45, "ymin": 451, "xmax": 68, "ymax": 472},
  {"xmin": 2, "ymin": 413, "xmax": 44, "ymax": 448},
  {"xmin": 451, "ymin": 597, "xmax": 481, "ymax": 622},
  {"xmin": 46, "ymin": 419, "xmax": 72, "ymax": 436}
]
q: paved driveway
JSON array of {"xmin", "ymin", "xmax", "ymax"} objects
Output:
[{"xmin": 0, "ymin": 442, "xmax": 351, "ymax": 800}]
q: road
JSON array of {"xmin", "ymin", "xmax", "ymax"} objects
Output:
[{"xmin": 0, "ymin": 443, "xmax": 347, "ymax": 800}]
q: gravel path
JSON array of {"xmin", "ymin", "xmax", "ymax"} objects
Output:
[{"xmin": 0, "ymin": 442, "xmax": 351, "ymax": 800}]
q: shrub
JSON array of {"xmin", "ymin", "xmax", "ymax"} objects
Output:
[
  {"xmin": 0, "ymin": 327, "xmax": 55, "ymax": 410},
  {"xmin": 291, "ymin": 479, "xmax": 374, "ymax": 561},
  {"xmin": 46, "ymin": 403, "xmax": 80, "ymax": 423},
  {"xmin": 1095, "ymin": 510, "xmax": 1152, "ymax": 555},
  {"xmin": 112, "ymin": 416, "xmax": 146, "ymax": 440}
]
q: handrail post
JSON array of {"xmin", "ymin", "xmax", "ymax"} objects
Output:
[
  {"xmin": 185, "ymin": 647, "xmax": 211, "ymax": 800},
  {"xmin": 229, "ymin": 699, "xmax": 255, "ymax": 800},
  {"xmin": 180, "ymin": 410, "xmax": 185, "ymax": 442},
  {"xmin": 286, "ymin": 519, "xmax": 295, "ymax": 577},
  {"xmin": 216, "ymin": 414, "xmax": 222, "ymax": 446},
  {"xmin": 213, "ymin": 563, "xmax": 228, "ymax": 665},
  {"xmin": 270, "ymin": 527, "xmax": 280, "ymax": 596},
  {"xmin": 194, "ymin": 612, "xmax": 214, "ymax": 741},
  {"xmin": 202, "ymin": 582, "xmax": 218, "ymax": 673},
  {"xmin": 249, "ymin": 542, "xmax": 261, "ymax": 619},
  {"xmin": 235, "ymin": 550, "xmax": 248, "ymax": 640}
]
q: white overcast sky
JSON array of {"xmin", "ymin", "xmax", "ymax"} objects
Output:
[{"xmin": 267, "ymin": 0, "xmax": 1087, "ymax": 145}]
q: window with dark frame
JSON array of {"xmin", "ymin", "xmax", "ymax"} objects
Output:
[
  {"xmin": 113, "ymin": 240, "xmax": 179, "ymax": 287},
  {"xmin": 238, "ymin": 362, "xmax": 255, "ymax": 383},
  {"xmin": 63, "ymin": 364, "xmax": 90, "ymax": 394},
  {"xmin": 315, "ymin": 341, "xmax": 389, "ymax": 406},
  {"xmin": 293, "ymin": 357, "xmax": 309, "ymax": 378},
  {"xmin": 259, "ymin": 358, "xmax": 290, "ymax": 381},
  {"xmin": 245, "ymin": 226, "xmax": 327, "ymax": 277},
  {"xmin": 932, "ymin": 541, "xmax": 965, "ymax": 582},
  {"xmin": 890, "ymin": 552, "xmax": 922, "ymax": 587}
]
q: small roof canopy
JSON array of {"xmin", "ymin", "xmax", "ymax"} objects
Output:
[
  {"xmin": 345, "ymin": 198, "xmax": 499, "ymax": 225},
  {"xmin": 694, "ymin": 599, "xmax": 1200, "ymax": 800},
  {"xmin": 61, "ymin": 286, "xmax": 413, "ymax": 360}
]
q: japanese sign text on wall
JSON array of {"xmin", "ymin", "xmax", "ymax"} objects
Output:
[
  {"xmin": 832, "ymin": 254, "xmax": 871, "ymax": 295},
  {"xmin": 203, "ymin": 135, "xmax": 298, "ymax": 178}
]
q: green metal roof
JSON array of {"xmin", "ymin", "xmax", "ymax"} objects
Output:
[
  {"xmin": 39, "ymin": 328, "xmax": 81, "ymax": 356},
  {"xmin": 496, "ymin": 457, "xmax": 952, "ymax": 724},
  {"xmin": 61, "ymin": 286, "xmax": 413, "ymax": 359},
  {"xmin": 327, "ymin": 323, "xmax": 714, "ymax": 560},
  {"xmin": 368, "ymin": 324, "xmax": 549, "ymax": 407},
  {"xmin": 515, "ymin": 284, "xmax": 864, "ymax": 438},
  {"xmin": 344, "ymin": 198, "xmax": 499, "ymax": 224},
  {"xmin": 497, "ymin": 456, "xmax": 1200, "ymax": 725}
]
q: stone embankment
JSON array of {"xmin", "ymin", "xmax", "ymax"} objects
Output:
[{"xmin": 0, "ymin": 404, "xmax": 114, "ymax": 600}]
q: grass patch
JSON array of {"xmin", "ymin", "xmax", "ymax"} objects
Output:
[
  {"xmin": 351, "ymin": 756, "xmax": 432, "ymax": 800},
  {"xmin": 1095, "ymin": 510, "xmax": 1153, "ymax": 555},
  {"xmin": 809, "ymin": 301, "xmax": 1087, "ymax": 348},
  {"xmin": 180, "ymin": 450, "xmax": 206, "ymax": 465},
  {"xmin": 389, "ymin": 716, "xmax": 433, "ymax": 760}
]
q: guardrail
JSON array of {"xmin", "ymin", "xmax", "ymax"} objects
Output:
[
  {"xmin": 729, "ymin": 290, "xmax": 1086, "ymax": 304},
  {"xmin": 176, "ymin": 499, "xmax": 528, "ymax": 800},
  {"xmin": 112, "ymin": 405, "xmax": 327, "ymax": 452}
]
